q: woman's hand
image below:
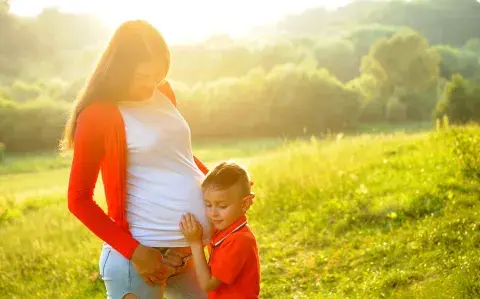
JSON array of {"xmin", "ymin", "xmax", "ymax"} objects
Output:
[
  {"xmin": 161, "ymin": 249, "xmax": 186, "ymax": 268},
  {"xmin": 131, "ymin": 244, "xmax": 175, "ymax": 286},
  {"xmin": 179, "ymin": 213, "xmax": 203, "ymax": 245}
]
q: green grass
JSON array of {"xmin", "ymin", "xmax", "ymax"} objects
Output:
[
  {"xmin": 357, "ymin": 121, "xmax": 434, "ymax": 135},
  {"xmin": 0, "ymin": 151, "xmax": 72, "ymax": 176},
  {"xmin": 1, "ymin": 129, "xmax": 480, "ymax": 298},
  {"xmin": 0, "ymin": 138, "xmax": 285, "ymax": 176}
]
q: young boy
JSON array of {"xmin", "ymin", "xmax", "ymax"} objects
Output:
[{"xmin": 179, "ymin": 161, "xmax": 260, "ymax": 298}]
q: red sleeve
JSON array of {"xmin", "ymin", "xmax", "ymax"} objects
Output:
[
  {"xmin": 210, "ymin": 236, "xmax": 254, "ymax": 284},
  {"xmin": 67, "ymin": 105, "xmax": 140, "ymax": 259},
  {"xmin": 194, "ymin": 156, "xmax": 209, "ymax": 175},
  {"xmin": 158, "ymin": 81, "xmax": 209, "ymax": 175}
]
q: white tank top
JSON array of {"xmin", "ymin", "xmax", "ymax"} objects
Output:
[{"xmin": 118, "ymin": 89, "xmax": 212, "ymax": 247}]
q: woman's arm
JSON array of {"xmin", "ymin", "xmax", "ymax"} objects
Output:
[
  {"xmin": 67, "ymin": 104, "xmax": 140, "ymax": 259},
  {"xmin": 68, "ymin": 104, "xmax": 177, "ymax": 285}
]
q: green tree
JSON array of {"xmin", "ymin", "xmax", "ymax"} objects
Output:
[
  {"xmin": 465, "ymin": 38, "xmax": 480, "ymax": 55},
  {"xmin": 346, "ymin": 24, "xmax": 399, "ymax": 56},
  {"xmin": 360, "ymin": 30, "xmax": 439, "ymax": 121},
  {"xmin": 362, "ymin": 30, "xmax": 439, "ymax": 94},
  {"xmin": 277, "ymin": 0, "xmax": 480, "ymax": 46},
  {"xmin": 435, "ymin": 74, "xmax": 477, "ymax": 124},
  {"xmin": 386, "ymin": 96, "xmax": 407, "ymax": 123},
  {"xmin": 314, "ymin": 39, "xmax": 356, "ymax": 82},
  {"xmin": 254, "ymin": 40, "xmax": 304, "ymax": 71},
  {"xmin": 0, "ymin": 1, "xmax": 32, "ymax": 77},
  {"xmin": 435, "ymin": 45, "xmax": 480, "ymax": 79}
]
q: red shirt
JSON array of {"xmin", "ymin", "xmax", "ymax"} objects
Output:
[
  {"xmin": 67, "ymin": 81, "xmax": 208, "ymax": 259},
  {"xmin": 207, "ymin": 215, "xmax": 260, "ymax": 299}
]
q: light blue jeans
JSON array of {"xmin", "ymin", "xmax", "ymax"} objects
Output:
[{"xmin": 99, "ymin": 243, "xmax": 207, "ymax": 299}]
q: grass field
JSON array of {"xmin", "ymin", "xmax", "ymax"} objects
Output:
[{"xmin": 1, "ymin": 128, "xmax": 480, "ymax": 298}]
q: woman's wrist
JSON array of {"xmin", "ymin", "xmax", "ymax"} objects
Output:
[
  {"xmin": 131, "ymin": 244, "xmax": 144, "ymax": 263},
  {"xmin": 132, "ymin": 244, "xmax": 163, "ymax": 263}
]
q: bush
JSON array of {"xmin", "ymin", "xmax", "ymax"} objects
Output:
[
  {"xmin": 1, "ymin": 64, "xmax": 362, "ymax": 152},
  {"xmin": 435, "ymin": 45, "xmax": 480, "ymax": 80},
  {"xmin": 180, "ymin": 64, "xmax": 362, "ymax": 139},
  {"xmin": 386, "ymin": 96, "xmax": 407, "ymax": 123},
  {"xmin": 448, "ymin": 125, "xmax": 480, "ymax": 180},
  {"xmin": 436, "ymin": 74, "xmax": 480, "ymax": 124},
  {"xmin": 464, "ymin": 38, "xmax": 480, "ymax": 56},
  {"xmin": 8, "ymin": 81, "xmax": 44, "ymax": 102},
  {"xmin": 0, "ymin": 98, "xmax": 70, "ymax": 152}
]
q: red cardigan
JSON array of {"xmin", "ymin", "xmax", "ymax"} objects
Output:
[{"xmin": 67, "ymin": 82, "xmax": 209, "ymax": 259}]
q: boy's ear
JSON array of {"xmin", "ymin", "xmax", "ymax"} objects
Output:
[{"xmin": 242, "ymin": 193, "xmax": 255, "ymax": 212}]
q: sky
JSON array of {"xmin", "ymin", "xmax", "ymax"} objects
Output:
[{"xmin": 9, "ymin": 0, "xmax": 351, "ymax": 43}]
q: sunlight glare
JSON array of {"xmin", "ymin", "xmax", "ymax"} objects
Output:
[{"xmin": 10, "ymin": 0, "xmax": 350, "ymax": 43}]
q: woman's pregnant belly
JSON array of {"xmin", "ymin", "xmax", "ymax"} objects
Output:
[{"xmin": 125, "ymin": 166, "xmax": 212, "ymax": 247}]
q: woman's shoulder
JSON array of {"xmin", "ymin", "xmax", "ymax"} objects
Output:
[
  {"xmin": 79, "ymin": 101, "xmax": 118, "ymax": 120},
  {"xmin": 156, "ymin": 81, "xmax": 177, "ymax": 107},
  {"xmin": 77, "ymin": 101, "xmax": 121, "ymax": 130}
]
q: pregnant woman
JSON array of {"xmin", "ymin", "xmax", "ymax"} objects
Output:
[{"xmin": 63, "ymin": 20, "xmax": 212, "ymax": 299}]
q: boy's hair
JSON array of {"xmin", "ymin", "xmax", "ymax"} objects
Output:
[{"xmin": 202, "ymin": 161, "xmax": 251, "ymax": 197}]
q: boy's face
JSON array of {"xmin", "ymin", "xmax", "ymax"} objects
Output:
[{"xmin": 203, "ymin": 184, "xmax": 251, "ymax": 231}]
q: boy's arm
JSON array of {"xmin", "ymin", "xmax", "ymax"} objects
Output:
[
  {"xmin": 180, "ymin": 213, "xmax": 223, "ymax": 292},
  {"xmin": 190, "ymin": 242, "xmax": 223, "ymax": 292}
]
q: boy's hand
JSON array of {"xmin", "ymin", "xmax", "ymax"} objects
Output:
[{"xmin": 180, "ymin": 212, "xmax": 203, "ymax": 245}]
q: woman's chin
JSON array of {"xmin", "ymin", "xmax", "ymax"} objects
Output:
[{"xmin": 131, "ymin": 90, "xmax": 154, "ymax": 101}]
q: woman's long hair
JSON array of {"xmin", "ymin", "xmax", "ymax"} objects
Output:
[{"xmin": 61, "ymin": 20, "xmax": 170, "ymax": 150}]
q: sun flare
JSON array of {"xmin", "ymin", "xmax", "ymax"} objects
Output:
[{"xmin": 10, "ymin": 0, "xmax": 349, "ymax": 43}]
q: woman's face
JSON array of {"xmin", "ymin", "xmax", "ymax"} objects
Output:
[{"xmin": 128, "ymin": 60, "xmax": 164, "ymax": 101}]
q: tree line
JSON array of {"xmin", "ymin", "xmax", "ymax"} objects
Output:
[{"xmin": 0, "ymin": 0, "xmax": 479, "ymax": 153}]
